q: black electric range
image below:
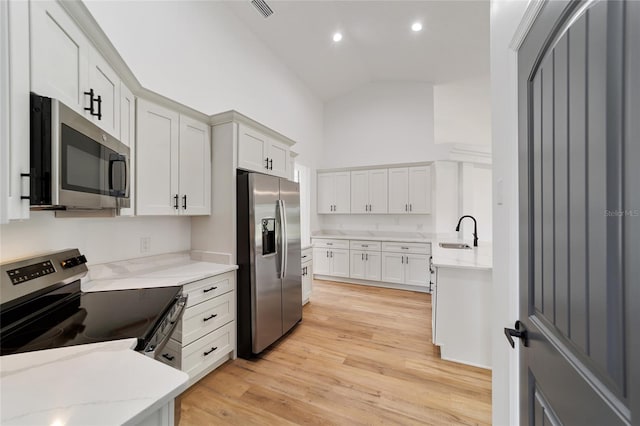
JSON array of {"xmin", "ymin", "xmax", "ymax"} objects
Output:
[{"xmin": 0, "ymin": 249, "xmax": 187, "ymax": 357}]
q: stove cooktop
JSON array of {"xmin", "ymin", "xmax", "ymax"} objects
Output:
[{"xmin": 0, "ymin": 282, "xmax": 182, "ymax": 356}]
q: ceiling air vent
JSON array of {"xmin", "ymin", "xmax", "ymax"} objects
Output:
[{"xmin": 251, "ymin": 0, "xmax": 274, "ymax": 18}]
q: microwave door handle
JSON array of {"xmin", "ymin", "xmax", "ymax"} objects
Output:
[{"xmin": 108, "ymin": 154, "xmax": 127, "ymax": 197}]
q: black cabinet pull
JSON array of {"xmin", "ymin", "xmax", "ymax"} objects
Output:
[
  {"xmin": 361, "ymin": 253, "xmax": 364, "ymax": 261},
  {"xmin": 405, "ymin": 204, "xmax": 408, "ymax": 211},
  {"xmin": 401, "ymin": 256, "xmax": 404, "ymax": 264},
  {"xmin": 84, "ymin": 89, "xmax": 95, "ymax": 115},
  {"xmin": 203, "ymin": 286, "xmax": 218, "ymax": 293},
  {"xmin": 95, "ymin": 95, "xmax": 102, "ymax": 120},
  {"xmin": 173, "ymin": 194, "xmax": 179, "ymax": 209},
  {"xmin": 269, "ymin": 159, "xmax": 273, "ymax": 170},
  {"xmin": 204, "ymin": 347, "xmax": 218, "ymax": 356},
  {"xmin": 409, "ymin": 204, "xmax": 412, "ymax": 212},
  {"xmin": 162, "ymin": 353, "xmax": 175, "ymax": 361},
  {"xmin": 366, "ymin": 253, "xmax": 368, "ymax": 261},
  {"xmin": 182, "ymin": 194, "xmax": 187, "ymax": 210},
  {"xmin": 203, "ymin": 313, "xmax": 218, "ymax": 322},
  {"xmin": 265, "ymin": 158, "xmax": 269, "ymax": 169}
]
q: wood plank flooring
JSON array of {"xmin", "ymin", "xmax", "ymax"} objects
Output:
[{"xmin": 178, "ymin": 280, "xmax": 492, "ymax": 425}]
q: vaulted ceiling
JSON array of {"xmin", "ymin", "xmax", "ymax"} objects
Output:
[{"xmin": 224, "ymin": 0, "xmax": 490, "ymax": 101}]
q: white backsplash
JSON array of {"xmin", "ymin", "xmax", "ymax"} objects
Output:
[
  {"xmin": 0, "ymin": 211, "xmax": 191, "ymax": 264},
  {"xmin": 317, "ymin": 214, "xmax": 434, "ymax": 234}
]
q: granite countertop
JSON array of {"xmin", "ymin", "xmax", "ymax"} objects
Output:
[
  {"xmin": 83, "ymin": 252, "xmax": 238, "ymax": 292},
  {"xmin": 0, "ymin": 339, "xmax": 188, "ymax": 426},
  {"xmin": 311, "ymin": 230, "xmax": 492, "ymax": 270}
]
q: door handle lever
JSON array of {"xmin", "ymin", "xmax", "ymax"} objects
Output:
[{"xmin": 504, "ymin": 320, "xmax": 529, "ymax": 348}]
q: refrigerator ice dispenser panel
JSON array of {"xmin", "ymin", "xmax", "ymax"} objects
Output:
[{"xmin": 262, "ymin": 218, "xmax": 276, "ymax": 255}]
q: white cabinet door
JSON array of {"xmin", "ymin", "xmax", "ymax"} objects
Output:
[
  {"xmin": 382, "ymin": 253, "xmax": 404, "ymax": 284},
  {"xmin": 118, "ymin": 84, "xmax": 135, "ymax": 217},
  {"xmin": 237, "ymin": 124, "xmax": 267, "ymax": 173},
  {"xmin": 136, "ymin": 99, "xmax": 180, "ymax": 215},
  {"xmin": 1, "ymin": 0, "xmax": 30, "ymax": 223},
  {"xmin": 317, "ymin": 173, "xmax": 334, "ymax": 214},
  {"xmin": 331, "ymin": 249, "xmax": 350, "ymax": 278},
  {"xmin": 267, "ymin": 139, "xmax": 289, "ymax": 178},
  {"xmin": 368, "ymin": 169, "xmax": 388, "ymax": 214},
  {"xmin": 179, "ymin": 115, "xmax": 211, "ymax": 216},
  {"xmin": 30, "ymin": 0, "xmax": 89, "ymax": 113},
  {"xmin": 365, "ymin": 252, "xmax": 382, "ymax": 282},
  {"xmin": 350, "ymin": 171, "xmax": 368, "ymax": 214},
  {"xmin": 302, "ymin": 261, "xmax": 312, "ymax": 304},
  {"xmin": 313, "ymin": 248, "xmax": 331, "ymax": 275},
  {"xmin": 388, "ymin": 167, "xmax": 409, "ymax": 214},
  {"xmin": 333, "ymin": 172, "xmax": 351, "ymax": 214},
  {"xmin": 88, "ymin": 48, "xmax": 120, "ymax": 137},
  {"xmin": 408, "ymin": 166, "xmax": 432, "ymax": 214},
  {"xmin": 405, "ymin": 254, "xmax": 429, "ymax": 287},
  {"xmin": 349, "ymin": 250, "xmax": 366, "ymax": 279}
]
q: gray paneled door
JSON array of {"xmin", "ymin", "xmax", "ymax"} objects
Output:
[{"xmin": 517, "ymin": 1, "xmax": 639, "ymax": 424}]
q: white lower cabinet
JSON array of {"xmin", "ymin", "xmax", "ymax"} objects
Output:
[
  {"xmin": 381, "ymin": 243, "xmax": 431, "ymax": 287},
  {"xmin": 350, "ymin": 251, "xmax": 381, "ymax": 281},
  {"xmin": 301, "ymin": 247, "xmax": 313, "ymax": 305},
  {"xmin": 158, "ymin": 271, "xmax": 236, "ymax": 386},
  {"xmin": 312, "ymin": 238, "xmax": 431, "ymax": 290}
]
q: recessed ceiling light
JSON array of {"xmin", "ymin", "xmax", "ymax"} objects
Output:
[
  {"xmin": 411, "ymin": 22, "xmax": 423, "ymax": 32},
  {"xmin": 333, "ymin": 32, "xmax": 343, "ymax": 42}
]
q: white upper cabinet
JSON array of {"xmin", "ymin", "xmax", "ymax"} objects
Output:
[
  {"xmin": 237, "ymin": 123, "xmax": 289, "ymax": 178},
  {"xmin": 317, "ymin": 172, "xmax": 350, "ymax": 214},
  {"xmin": 408, "ymin": 166, "xmax": 432, "ymax": 214},
  {"xmin": 30, "ymin": 0, "xmax": 89, "ymax": 112},
  {"xmin": 118, "ymin": 84, "xmax": 135, "ymax": 217},
  {"xmin": 88, "ymin": 48, "xmax": 120, "ymax": 137},
  {"xmin": 136, "ymin": 99, "xmax": 211, "ymax": 216},
  {"xmin": 136, "ymin": 99, "xmax": 180, "ymax": 216},
  {"xmin": 1, "ymin": 0, "xmax": 30, "ymax": 223},
  {"xmin": 30, "ymin": 0, "xmax": 125, "ymax": 139},
  {"xmin": 388, "ymin": 165, "xmax": 432, "ymax": 214},
  {"xmin": 179, "ymin": 115, "xmax": 211, "ymax": 216},
  {"xmin": 350, "ymin": 169, "xmax": 388, "ymax": 214}
]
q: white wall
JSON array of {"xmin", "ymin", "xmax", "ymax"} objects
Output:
[
  {"xmin": 322, "ymin": 81, "xmax": 450, "ymax": 169},
  {"xmin": 319, "ymin": 214, "xmax": 433, "ymax": 234},
  {"xmin": 490, "ymin": 0, "xmax": 529, "ymax": 425},
  {"xmin": 433, "ymin": 77, "xmax": 492, "ymax": 146},
  {"xmin": 0, "ymin": 212, "xmax": 191, "ymax": 264}
]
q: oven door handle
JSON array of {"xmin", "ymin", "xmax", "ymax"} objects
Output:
[{"xmin": 144, "ymin": 294, "xmax": 188, "ymax": 359}]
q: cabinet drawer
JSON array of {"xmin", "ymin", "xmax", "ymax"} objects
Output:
[
  {"xmin": 381, "ymin": 242, "xmax": 431, "ymax": 255},
  {"xmin": 173, "ymin": 291, "xmax": 235, "ymax": 345},
  {"xmin": 349, "ymin": 240, "xmax": 381, "ymax": 251},
  {"xmin": 182, "ymin": 271, "xmax": 235, "ymax": 307},
  {"xmin": 181, "ymin": 322, "xmax": 235, "ymax": 379},
  {"xmin": 301, "ymin": 247, "xmax": 313, "ymax": 262},
  {"xmin": 157, "ymin": 338, "xmax": 182, "ymax": 370},
  {"xmin": 312, "ymin": 238, "xmax": 349, "ymax": 249}
]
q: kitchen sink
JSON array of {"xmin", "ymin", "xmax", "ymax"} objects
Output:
[{"xmin": 438, "ymin": 242, "xmax": 472, "ymax": 249}]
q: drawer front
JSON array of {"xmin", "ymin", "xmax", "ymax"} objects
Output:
[
  {"xmin": 301, "ymin": 247, "xmax": 313, "ymax": 262},
  {"xmin": 381, "ymin": 242, "xmax": 431, "ymax": 255},
  {"xmin": 349, "ymin": 240, "xmax": 382, "ymax": 251},
  {"xmin": 174, "ymin": 291, "xmax": 235, "ymax": 345},
  {"xmin": 312, "ymin": 238, "xmax": 349, "ymax": 249},
  {"xmin": 182, "ymin": 271, "xmax": 235, "ymax": 307},
  {"xmin": 157, "ymin": 338, "xmax": 182, "ymax": 370},
  {"xmin": 182, "ymin": 322, "xmax": 235, "ymax": 378}
]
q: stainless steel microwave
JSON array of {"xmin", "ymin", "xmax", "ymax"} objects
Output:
[{"xmin": 30, "ymin": 93, "xmax": 130, "ymax": 210}]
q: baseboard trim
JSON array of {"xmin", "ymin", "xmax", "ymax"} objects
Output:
[{"xmin": 313, "ymin": 275, "xmax": 431, "ymax": 294}]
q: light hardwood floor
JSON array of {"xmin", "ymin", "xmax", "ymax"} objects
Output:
[{"xmin": 178, "ymin": 280, "xmax": 492, "ymax": 425}]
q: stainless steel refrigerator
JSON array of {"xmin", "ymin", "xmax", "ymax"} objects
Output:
[{"xmin": 236, "ymin": 172, "xmax": 302, "ymax": 358}]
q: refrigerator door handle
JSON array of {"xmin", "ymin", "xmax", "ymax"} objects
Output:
[{"xmin": 278, "ymin": 199, "xmax": 288, "ymax": 279}]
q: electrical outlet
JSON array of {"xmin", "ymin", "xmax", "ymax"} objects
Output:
[{"xmin": 140, "ymin": 237, "xmax": 151, "ymax": 253}]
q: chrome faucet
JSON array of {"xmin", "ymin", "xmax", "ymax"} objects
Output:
[{"xmin": 455, "ymin": 215, "xmax": 478, "ymax": 247}]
